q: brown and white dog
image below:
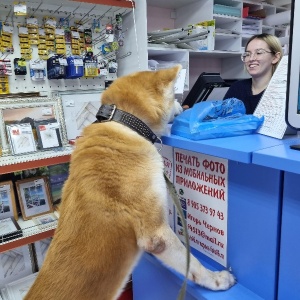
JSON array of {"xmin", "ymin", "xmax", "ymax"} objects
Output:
[{"xmin": 24, "ymin": 66, "xmax": 235, "ymax": 300}]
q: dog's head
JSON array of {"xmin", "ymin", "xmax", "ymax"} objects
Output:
[{"xmin": 101, "ymin": 65, "xmax": 183, "ymax": 136}]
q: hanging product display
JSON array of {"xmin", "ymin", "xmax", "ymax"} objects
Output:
[
  {"xmin": 0, "ymin": 59, "xmax": 12, "ymax": 76},
  {"xmin": 84, "ymin": 52, "xmax": 98, "ymax": 77},
  {"xmin": 29, "ymin": 59, "xmax": 46, "ymax": 81},
  {"xmin": 0, "ymin": 2, "xmax": 131, "ymax": 95},
  {"xmin": 47, "ymin": 55, "xmax": 67, "ymax": 79},
  {"xmin": 66, "ymin": 55, "xmax": 84, "ymax": 79},
  {"xmin": 1, "ymin": 23, "xmax": 14, "ymax": 54},
  {"xmin": 55, "ymin": 28, "xmax": 67, "ymax": 56},
  {"xmin": 14, "ymin": 58, "xmax": 27, "ymax": 75},
  {"xmin": 0, "ymin": 76, "xmax": 10, "ymax": 94},
  {"xmin": 26, "ymin": 17, "xmax": 39, "ymax": 46},
  {"xmin": 38, "ymin": 28, "xmax": 48, "ymax": 60},
  {"xmin": 18, "ymin": 25, "xmax": 32, "ymax": 60}
]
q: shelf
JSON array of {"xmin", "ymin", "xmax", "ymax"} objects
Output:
[
  {"xmin": 147, "ymin": 0, "xmax": 197, "ymax": 9},
  {"xmin": 0, "ymin": 217, "xmax": 58, "ymax": 253},
  {"xmin": 189, "ymin": 49, "xmax": 242, "ymax": 58},
  {"xmin": 70, "ymin": 0, "xmax": 135, "ymax": 8},
  {"xmin": 0, "ymin": 147, "xmax": 73, "ymax": 174},
  {"xmin": 148, "ymin": 46, "xmax": 242, "ymax": 58}
]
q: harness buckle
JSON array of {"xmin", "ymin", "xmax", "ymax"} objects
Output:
[
  {"xmin": 96, "ymin": 104, "xmax": 117, "ymax": 122},
  {"xmin": 106, "ymin": 104, "xmax": 117, "ymax": 121}
]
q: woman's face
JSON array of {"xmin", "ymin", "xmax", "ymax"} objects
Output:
[{"xmin": 244, "ymin": 38, "xmax": 280, "ymax": 79}]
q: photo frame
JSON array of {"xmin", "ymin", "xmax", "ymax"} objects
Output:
[
  {"xmin": 0, "ymin": 96, "xmax": 68, "ymax": 156},
  {"xmin": 0, "ymin": 181, "xmax": 18, "ymax": 220},
  {"xmin": 15, "ymin": 176, "xmax": 54, "ymax": 221}
]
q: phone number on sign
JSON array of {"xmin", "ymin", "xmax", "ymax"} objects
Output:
[{"xmin": 187, "ymin": 199, "xmax": 224, "ymax": 220}]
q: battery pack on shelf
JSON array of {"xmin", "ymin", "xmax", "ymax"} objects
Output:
[
  {"xmin": 66, "ymin": 56, "xmax": 84, "ymax": 79},
  {"xmin": 47, "ymin": 55, "xmax": 67, "ymax": 80},
  {"xmin": 0, "ymin": 77, "xmax": 10, "ymax": 94}
]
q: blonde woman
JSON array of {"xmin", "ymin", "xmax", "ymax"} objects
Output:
[{"xmin": 224, "ymin": 33, "xmax": 283, "ymax": 114}]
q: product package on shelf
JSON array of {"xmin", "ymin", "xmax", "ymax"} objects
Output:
[
  {"xmin": 33, "ymin": 237, "xmax": 52, "ymax": 270},
  {"xmin": 34, "ymin": 119, "xmax": 62, "ymax": 150},
  {"xmin": 6, "ymin": 123, "xmax": 37, "ymax": 155},
  {"xmin": 1, "ymin": 272, "xmax": 38, "ymax": 300},
  {"xmin": 0, "ymin": 244, "xmax": 34, "ymax": 289}
]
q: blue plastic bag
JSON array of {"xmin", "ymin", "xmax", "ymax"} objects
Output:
[{"xmin": 171, "ymin": 98, "xmax": 264, "ymax": 140}]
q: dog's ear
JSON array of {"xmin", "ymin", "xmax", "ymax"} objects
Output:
[{"xmin": 156, "ymin": 65, "xmax": 182, "ymax": 84}]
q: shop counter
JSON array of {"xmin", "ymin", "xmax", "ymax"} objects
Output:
[
  {"xmin": 161, "ymin": 133, "xmax": 293, "ymax": 163},
  {"xmin": 252, "ymin": 137, "xmax": 300, "ymax": 173},
  {"xmin": 133, "ymin": 133, "xmax": 293, "ymax": 300},
  {"xmin": 133, "ymin": 253, "xmax": 264, "ymax": 300},
  {"xmin": 253, "ymin": 138, "xmax": 300, "ymax": 300}
]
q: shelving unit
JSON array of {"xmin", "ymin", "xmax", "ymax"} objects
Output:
[
  {"xmin": 147, "ymin": 0, "xmax": 291, "ymax": 82},
  {"xmin": 0, "ymin": 0, "xmax": 139, "ymax": 267},
  {"xmin": 0, "ymin": 149, "xmax": 72, "ymax": 174},
  {"xmin": 0, "ymin": 150, "xmax": 71, "ymax": 253},
  {"xmin": 0, "ymin": 0, "xmax": 137, "ymax": 94}
]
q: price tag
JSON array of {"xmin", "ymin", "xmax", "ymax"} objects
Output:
[
  {"xmin": 100, "ymin": 68, "xmax": 108, "ymax": 76},
  {"xmin": 42, "ymin": 107, "xmax": 53, "ymax": 116},
  {"xmin": 74, "ymin": 59, "xmax": 83, "ymax": 66},
  {"xmin": 58, "ymin": 58, "xmax": 68, "ymax": 66}
]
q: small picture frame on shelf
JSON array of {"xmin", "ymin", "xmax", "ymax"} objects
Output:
[
  {"xmin": 0, "ymin": 96, "xmax": 68, "ymax": 156},
  {"xmin": 35, "ymin": 119, "xmax": 62, "ymax": 150},
  {"xmin": 0, "ymin": 181, "xmax": 18, "ymax": 221},
  {"xmin": 0, "ymin": 217, "xmax": 22, "ymax": 243},
  {"xmin": 16, "ymin": 176, "xmax": 54, "ymax": 220},
  {"xmin": 6, "ymin": 123, "xmax": 37, "ymax": 155}
]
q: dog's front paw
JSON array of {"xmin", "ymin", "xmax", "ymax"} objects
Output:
[
  {"xmin": 209, "ymin": 270, "xmax": 236, "ymax": 290},
  {"xmin": 190, "ymin": 268, "xmax": 236, "ymax": 291}
]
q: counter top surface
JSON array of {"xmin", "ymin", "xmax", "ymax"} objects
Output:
[
  {"xmin": 252, "ymin": 138, "xmax": 300, "ymax": 174},
  {"xmin": 162, "ymin": 133, "xmax": 299, "ymax": 164}
]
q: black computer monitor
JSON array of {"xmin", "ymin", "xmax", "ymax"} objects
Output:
[{"xmin": 182, "ymin": 72, "xmax": 226, "ymax": 108}]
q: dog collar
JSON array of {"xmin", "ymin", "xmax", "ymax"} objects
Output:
[{"xmin": 95, "ymin": 104, "xmax": 161, "ymax": 144}]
